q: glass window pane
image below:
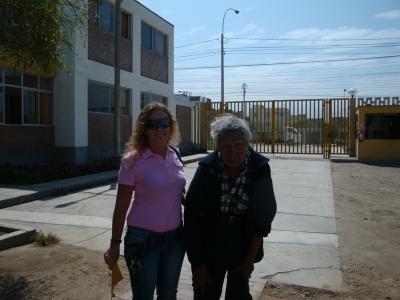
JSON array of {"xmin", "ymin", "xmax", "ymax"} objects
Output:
[
  {"xmin": 23, "ymin": 74, "xmax": 38, "ymax": 88},
  {"xmin": 120, "ymin": 89, "xmax": 130, "ymax": 115},
  {"xmin": 0, "ymin": 88, "xmax": 3, "ymax": 123},
  {"xmin": 40, "ymin": 77, "xmax": 53, "ymax": 90},
  {"xmin": 154, "ymin": 30, "xmax": 166, "ymax": 56},
  {"xmin": 99, "ymin": 1, "xmax": 114, "ymax": 32},
  {"xmin": 40, "ymin": 93, "xmax": 52, "ymax": 124},
  {"xmin": 141, "ymin": 92, "xmax": 165, "ymax": 109},
  {"xmin": 141, "ymin": 23, "xmax": 152, "ymax": 50},
  {"xmin": 365, "ymin": 113, "xmax": 400, "ymax": 139},
  {"xmin": 23, "ymin": 90, "xmax": 39, "ymax": 124},
  {"xmin": 88, "ymin": 82, "xmax": 111, "ymax": 113},
  {"xmin": 121, "ymin": 12, "xmax": 130, "ymax": 39},
  {"xmin": 0, "ymin": 69, "xmax": 3, "ymax": 83},
  {"xmin": 5, "ymin": 70, "xmax": 21, "ymax": 85},
  {"xmin": 5, "ymin": 87, "xmax": 22, "ymax": 124}
]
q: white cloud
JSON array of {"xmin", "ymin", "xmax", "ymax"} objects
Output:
[{"xmin": 375, "ymin": 9, "xmax": 400, "ymax": 19}]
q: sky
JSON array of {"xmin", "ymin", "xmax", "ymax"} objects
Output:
[{"xmin": 139, "ymin": 0, "xmax": 400, "ymax": 101}]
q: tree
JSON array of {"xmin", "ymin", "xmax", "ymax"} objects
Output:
[{"xmin": 0, "ymin": 0, "xmax": 87, "ymax": 74}]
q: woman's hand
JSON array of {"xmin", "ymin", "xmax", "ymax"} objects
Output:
[
  {"xmin": 104, "ymin": 244, "xmax": 120, "ymax": 270},
  {"xmin": 192, "ymin": 265, "xmax": 210, "ymax": 296}
]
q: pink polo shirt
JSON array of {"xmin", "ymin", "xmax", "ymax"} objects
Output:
[{"xmin": 118, "ymin": 147, "xmax": 185, "ymax": 232}]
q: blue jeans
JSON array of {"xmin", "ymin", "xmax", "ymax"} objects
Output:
[{"xmin": 124, "ymin": 226, "xmax": 185, "ymax": 300}]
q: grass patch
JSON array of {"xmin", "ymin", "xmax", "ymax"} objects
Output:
[{"xmin": 34, "ymin": 231, "xmax": 60, "ymax": 246}]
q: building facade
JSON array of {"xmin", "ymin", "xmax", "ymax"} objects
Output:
[{"xmin": 0, "ymin": 0, "xmax": 174, "ymax": 164}]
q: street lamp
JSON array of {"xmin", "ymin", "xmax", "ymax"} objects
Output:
[
  {"xmin": 221, "ymin": 8, "xmax": 239, "ymax": 103},
  {"xmin": 348, "ymin": 88, "xmax": 357, "ymax": 99},
  {"xmin": 241, "ymin": 82, "xmax": 247, "ymax": 102}
]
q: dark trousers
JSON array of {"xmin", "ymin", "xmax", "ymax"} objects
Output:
[{"xmin": 193, "ymin": 264, "xmax": 252, "ymax": 300}]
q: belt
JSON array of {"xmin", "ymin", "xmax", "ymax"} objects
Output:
[{"xmin": 127, "ymin": 225, "xmax": 182, "ymax": 242}]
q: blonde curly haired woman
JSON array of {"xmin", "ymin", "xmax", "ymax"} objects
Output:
[{"xmin": 104, "ymin": 102, "xmax": 185, "ymax": 300}]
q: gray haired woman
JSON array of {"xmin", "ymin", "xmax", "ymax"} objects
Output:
[{"xmin": 184, "ymin": 114, "xmax": 277, "ymax": 300}]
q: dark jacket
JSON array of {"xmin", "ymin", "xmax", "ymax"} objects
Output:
[{"xmin": 184, "ymin": 147, "xmax": 277, "ymax": 268}]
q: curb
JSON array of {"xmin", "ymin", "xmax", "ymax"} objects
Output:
[
  {"xmin": 0, "ymin": 222, "xmax": 36, "ymax": 251},
  {"xmin": 0, "ymin": 171, "xmax": 118, "ymax": 209}
]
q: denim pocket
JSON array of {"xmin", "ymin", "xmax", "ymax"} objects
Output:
[{"xmin": 124, "ymin": 228, "xmax": 149, "ymax": 274}]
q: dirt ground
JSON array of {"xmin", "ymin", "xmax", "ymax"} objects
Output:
[
  {"xmin": 1, "ymin": 161, "xmax": 400, "ymax": 299},
  {"xmin": 261, "ymin": 161, "xmax": 400, "ymax": 300}
]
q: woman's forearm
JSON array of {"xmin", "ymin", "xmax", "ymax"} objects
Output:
[{"xmin": 111, "ymin": 184, "xmax": 133, "ymax": 241}]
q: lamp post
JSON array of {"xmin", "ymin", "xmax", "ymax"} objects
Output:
[
  {"xmin": 221, "ymin": 8, "xmax": 239, "ymax": 103},
  {"xmin": 114, "ymin": 0, "xmax": 123, "ymax": 156},
  {"xmin": 241, "ymin": 82, "xmax": 247, "ymax": 102}
]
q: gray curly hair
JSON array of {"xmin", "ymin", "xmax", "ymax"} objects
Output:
[{"xmin": 210, "ymin": 114, "xmax": 252, "ymax": 146}]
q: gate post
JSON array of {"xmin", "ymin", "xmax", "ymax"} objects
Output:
[
  {"xmin": 348, "ymin": 98, "xmax": 356, "ymax": 157},
  {"xmin": 272, "ymin": 101, "xmax": 276, "ymax": 154},
  {"xmin": 323, "ymin": 99, "xmax": 332, "ymax": 159}
]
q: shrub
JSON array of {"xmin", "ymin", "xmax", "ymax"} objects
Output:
[{"xmin": 34, "ymin": 231, "xmax": 60, "ymax": 246}]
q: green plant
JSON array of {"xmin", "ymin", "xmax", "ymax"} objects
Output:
[
  {"xmin": 0, "ymin": 0, "xmax": 87, "ymax": 73},
  {"xmin": 34, "ymin": 231, "xmax": 60, "ymax": 246}
]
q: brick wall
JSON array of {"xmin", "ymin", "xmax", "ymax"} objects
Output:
[
  {"xmin": 176, "ymin": 105, "xmax": 192, "ymax": 144},
  {"xmin": 0, "ymin": 125, "xmax": 54, "ymax": 148},
  {"xmin": 87, "ymin": 1, "xmax": 132, "ymax": 72},
  {"xmin": 88, "ymin": 113, "xmax": 132, "ymax": 147},
  {"xmin": 141, "ymin": 48, "xmax": 168, "ymax": 83}
]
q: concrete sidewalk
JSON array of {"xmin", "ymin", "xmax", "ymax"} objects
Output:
[
  {"xmin": 0, "ymin": 153, "xmax": 207, "ymax": 209},
  {"xmin": 0, "ymin": 155, "xmax": 343, "ymax": 299}
]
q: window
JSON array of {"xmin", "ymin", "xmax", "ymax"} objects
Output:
[
  {"xmin": 23, "ymin": 90, "xmax": 39, "ymax": 124},
  {"xmin": 121, "ymin": 12, "xmax": 130, "ymax": 39},
  {"xmin": 98, "ymin": 1, "xmax": 115, "ymax": 32},
  {"xmin": 93, "ymin": 0, "xmax": 131, "ymax": 39},
  {"xmin": 365, "ymin": 113, "xmax": 400, "ymax": 139},
  {"xmin": 5, "ymin": 70, "xmax": 21, "ymax": 85},
  {"xmin": 88, "ymin": 82, "xmax": 130, "ymax": 115},
  {"xmin": 0, "ymin": 87, "xmax": 3, "ymax": 123},
  {"xmin": 23, "ymin": 74, "xmax": 38, "ymax": 88},
  {"xmin": 120, "ymin": 89, "xmax": 130, "ymax": 115},
  {"xmin": 141, "ymin": 23, "xmax": 152, "ymax": 50},
  {"xmin": 141, "ymin": 92, "xmax": 167, "ymax": 109},
  {"xmin": 0, "ymin": 69, "xmax": 53, "ymax": 125},
  {"xmin": 40, "ymin": 93, "xmax": 52, "ymax": 125},
  {"xmin": 141, "ymin": 22, "xmax": 167, "ymax": 56},
  {"xmin": 153, "ymin": 30, "xmax": 166, "ymax": 56},
  {"xmin": 5, "ymin": 87, "xmax": 22, "ymax": 124},
  {"xmin": 40, "ymin": 77, "xmax": 53, "ymax": 90}
]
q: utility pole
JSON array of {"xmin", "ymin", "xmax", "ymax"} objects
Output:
[
  {"xmin": 114, "ymin": 0, "xmax": 123, "ymax": 156},
  {"xmin": 241, "ymin": 82, "xmax": 247, "ymax": 102}
]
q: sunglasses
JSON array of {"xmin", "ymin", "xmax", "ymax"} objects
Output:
[{"xmin": 146, "ymin": 117, "xmax": 171, "ymax": 129}]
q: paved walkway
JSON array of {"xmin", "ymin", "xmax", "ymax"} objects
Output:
[{"xmin": 0, "ymin": 155, "xmax": 343, "ymax": 299}]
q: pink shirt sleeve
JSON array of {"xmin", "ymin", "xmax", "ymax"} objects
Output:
[{"xmin": 118, "ymin": 151, "xmax": 138, "ymax": 187}]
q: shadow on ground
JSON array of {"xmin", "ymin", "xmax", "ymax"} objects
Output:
[{"xmin": 0, "ymin": 273, "xmax": 35, "ymax": 300}]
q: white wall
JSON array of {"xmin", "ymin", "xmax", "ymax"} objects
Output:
[{"xmin": 54, "ymin": 0, "xmax": 174, "ymax": 147}]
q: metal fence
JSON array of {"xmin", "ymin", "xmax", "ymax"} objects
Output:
[{"xmin": 192, "ymin": 98, "xmax": 350, "ymax": 155}]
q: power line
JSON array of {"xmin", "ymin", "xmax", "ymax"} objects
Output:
[
  {"xmin": 175, "ymin": 54, "xmax": 400, "ymax": 70},
  {"xmin": 174, "ymin": 38, "xmax": 219, "ymax": 49},
  {"xmin": 227, "ymin": 37, "xmax": 400, "ymax": 42}
]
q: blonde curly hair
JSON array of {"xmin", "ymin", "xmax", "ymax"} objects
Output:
[{"xmin": 124, "ymin": 102, "xmax": 180, "ymax": 154}]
